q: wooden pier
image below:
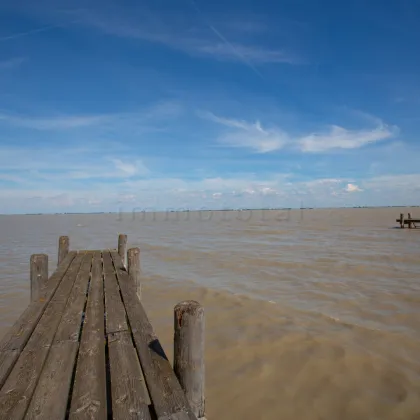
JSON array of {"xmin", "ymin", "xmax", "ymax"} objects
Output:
[
  {"xmin": 396, "ymin": 213, "xmax": 420, "ymax": 228},
  {"xmin": 0, "ymin": 235, "xmax": 205, "ymax": 420}
]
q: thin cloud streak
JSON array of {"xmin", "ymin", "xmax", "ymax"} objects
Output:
[
  {"xmin": 75, "ymin": 8, "xmax": 297, "ymax": 66},
  {"xmin": 208, "ymin": 25, "xmax": 264, "ymax": 78},
  {"xmin": 0, "ymin": 113, "xmax": 108, "ymax": 130},
  {"xmin": 0, "ymin": 100, "xmax": 183, "ymax": 131},
  {"xmin": 300, "ymin": 124, "xmax": 397, "ymax": 152},
  {"xmin": 199, "ymin": 111, "xmax": 397, "ymax": 153},
  {"xmin": 0, "ymin": 19, "xmax": 81, "ymax": 42}
]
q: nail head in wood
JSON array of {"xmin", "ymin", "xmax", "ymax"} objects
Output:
[
  {"xmin": 174, "ymin": 300, "xmax": 205, "ymax": 419},
  {"xmin": 58, "ymin": 236, "xmax": 69, "ymax": 266},
  {"xmin": 127, "ymin": 247, "xmax": 141, "ymax": 300},
  {"xmin": 30, "ymin": 254, "xmax": 48, "ymax": 302}
]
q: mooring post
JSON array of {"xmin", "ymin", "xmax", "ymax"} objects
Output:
[
  {"xmin": 58, "ymin": 236, "xmax": 69, "ymax": 266},
  {"xmin": 127, "ymin": 247, "xmax": 141, "ymax": 300},
  {"xmin": 174, "ymin": 300, "xmax": 205, "ymax": 420},
  {"xmin": 30, "ymin": 254, "xmax": 48, "ymax": 302},
  {"xmin": 399, "ymin": 213, "xmax": 404, "ymax": 229},
  {"xmin": 118, "ymin": 234, "xmax": 127, "ymax": 268},
  {"xmin": 408, "ymin": 213, "xmax": 412, "ymax": 229}
]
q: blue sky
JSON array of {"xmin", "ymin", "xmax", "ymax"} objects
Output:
[{"xmin": 1, "ymin": 0, "xmax": 420, "ymax": 213}]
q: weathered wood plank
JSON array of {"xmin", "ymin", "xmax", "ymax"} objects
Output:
[
  {"xmin": 24, "ymin": 342, "xmax": 78, "ymax": 420},
  {"xmin": 69, "ymin": 252, "xmax": 107, "ymax": 420},
  {"xmin": 0, "ymin": 351, "xmax": 18, "ymax": 389},
  {"xmin": 111, "ymin": 252, "xmax": 197, "ymax": 420},
  {"xmin": 108, "ymin": 331, "xmax": 151, "ymax": 419},
  {"xmin": 0, "ymin": 347, "xmax": 49, "ymax": 419},
  {"xmin": 0, "ymin": 254, "xmax": 85, "ymax": 419},
  {"xmin": 103, "ymin": 251, "xmax": 128, "ymax": 334},
  {"xmin": 127, "ymin": 248, "xmax": 141, "ymax": 300},
  {"xmin": 0, "ymin": 252, "xmax": 77, "ymax": 352},
  {"xmin": 23, "ymin": 254, "xmax": 93, "ymax": 419},
  {"xmin": 54, "ymin": 253, "xmax": 93, "ymax": 344}
]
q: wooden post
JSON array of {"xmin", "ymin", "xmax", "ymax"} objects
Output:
[
  {"xmin": 127, "ymin": 248, "xmax": 141, "ymax": 300},
  {"xmin": 174, "ymin": 301, "xmax": 205, "ymax": 420},
  {"xmin": 408, "ymin": 213, "xmax": 412, "ymax": 229},
  {"xmin": 30, "ymin": 254, "xmax": 48, "ymax": 302},
  {"xmin": 117, "ymin": 234, "xmax": 127, "ymax": 267},
  {"xmin": 58, "ymin": 236, "xmax": 69, "ymax": 266},
  {"xmin": 399, "ymin": 213, "xmax": 404, "ymax": 229}
]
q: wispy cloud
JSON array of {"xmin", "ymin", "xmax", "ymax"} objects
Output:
[
  {"xmin": 75, "ymin": 9, "xmax": 297, "ymax": 67},
  {"xmin": 200, "ymin": 111, "xmax": 397, "ymax": 153},
  {"xmin": 0, "ymin": 100, "xmax": 183, "ymax": 131},
  {"xmin": 0, "ymin": 18, "xmax": 81, "ymax": 42},
  {"xmin": 299, "ymin": 124, "xmax": 397, "ymax": 152},
  {"xmin": 199, "ymin": 111, "xmax": 289, "ymax": 153},
  {"xmin": 0, "ymin": 113, "xmax": 107, "ymax": 130},
  {"xmin": 0, "ymin": 57, "xmax": 26, "ymax": 70},
  {"xmin": 199, "ymin": 37, "xmax": 297, "ymax": 64}
]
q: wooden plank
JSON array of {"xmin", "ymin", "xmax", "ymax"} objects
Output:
[
  {"xmin": 0, "ymin": 351, "xmax": 18, "ymax": 389},
  {"xmin": 0, "ymin": 252, "xmax": 77, "ymax": 352},
  {"xmin": 69, "ymin": 252, "xmax": 107, "ymax": 420},
  {"xmin": 103, "ymin": 251, "xmax": 128, "ymax": 334},
  {"xmin": 0, "ymin": 254, "xmax": 85, "ymax": 419},
  {"xmin": 24, "ymin": 342, "xmax": 78, "ymax": 420},
  {"xmin": 0, "ymin": 347, "xmax": 49, "ymax": 419},
  {"xmin": 107, "ymin": 331, "xmax": 151, "ymax": 419},
  {"xmin": 127, "ymin": 248, "xmax": 141, "ymax": 300},
  {"xmin": 54, "ymin": 253, "xmax": 93, "ymax": 344},
  {"xmin": 23, "ymin": 254, "xmax": 93, "ymax": 419},
  {"xmin": 111, "ymin": 252, "xmax": 197, "ymax": 420}
]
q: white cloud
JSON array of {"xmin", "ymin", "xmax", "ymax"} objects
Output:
[
  {"xmin": 200, "ymin": 111, "xmax": 397, "ymax": 153},
  {"xmin": 0, "ymin": 145, "xmax": 150, "ymax": 183},
  {"xmin": 199, "ymin": 111, "xmax": 289, "ymax": 153},
  {"xmin": 363, "ymin": 174, "xmax": 420, "ymax": 191},
  {"xmin": 2, "ymin": 172, "xmax": 420, "ymax": 214},
  {"xmin": 299, "ymin": 124, "xmax": 397, "ymax": 152},
  {"xmin": 345, "ymin": 183, "xmax": 362, "ymax": 193},
  {"xmin": 111, "ymin": 159, "xmax": 149, "ymax": 177}
]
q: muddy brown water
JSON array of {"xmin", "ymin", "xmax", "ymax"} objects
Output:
[{"xmin": 0, "ymin": 208, "xmax": 419, "ymax": 419}]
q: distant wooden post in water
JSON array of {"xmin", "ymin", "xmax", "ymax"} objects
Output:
[
  {"xmin": 118, "ymin": 234, "xmax": 127, "ymax": 267},
  {"xmin": 396, "ymin": 213, "xmax": 419, "ymax": 229},
  {"xmin": 0, "ymin": 234, "xmax": 202, "ymax": 419},
  {"xmin": 58, "ymin": 235, "xmax": 69, "ymax": 266},
  {"xmin": 30, "ymin": 254, "xmax": 48, "ymax": 302},
  {"xmin": 128, "ymin": 247, "xmax": 141, "ymax": 300},
  {"xmin": 174, "ymin": 301, "xmax": 206, "ymax": 420}
]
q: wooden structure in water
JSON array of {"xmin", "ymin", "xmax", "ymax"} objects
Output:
[
  {"xmin": 0, "ymin": 235, "xmax": 205, "ymax": 420},
  {"xmin": 396, "ymin": 213, "xmax": 420, "ymax": 229}
]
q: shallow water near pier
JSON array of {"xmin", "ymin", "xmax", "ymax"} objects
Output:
[{"xmin": 0, "ymin": 207, "xmax": 419, "ymax": 419}]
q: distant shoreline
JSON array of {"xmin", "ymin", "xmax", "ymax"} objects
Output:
[{"xmin": 0, "ymin": 205, "xmax": 419, "ymax": 216}]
